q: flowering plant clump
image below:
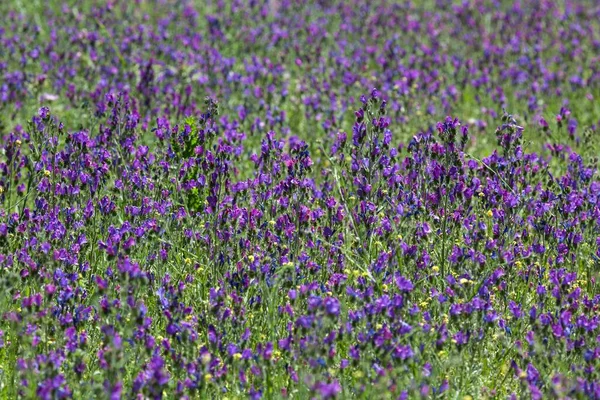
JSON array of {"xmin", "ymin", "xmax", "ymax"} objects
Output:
[{"xmin": 1, "ymin": 1, "xmax": 600, "ymax": 399}]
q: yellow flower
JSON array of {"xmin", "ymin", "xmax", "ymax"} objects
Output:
[
  {"xmin": 432, "ymin": 266, "xmax": 440, "ymax": 273},
  {"xmin": 201, "ymin": 353, "xmax": 211, "ymax": 365},
  {"xmin": 248, "ymin": 255, "xmax": 255, "ymax": 263},
  {"xmin": 204, "ymin": 373, "xmax": 213, "ymax": 382},
  {"xmin": 459, "ymin": 278, "xmax": 469, "ymax": 285},
  {"xmin": 44, "ymin": 169, "xmax": 51, "ymax": 177},
  {"xmin": 233, "ymin": 353, "xmax": 242, "ymax": 360},
  {"xmin": 486, "ymin": 210, "xmax": 493, "ymax": 218},
  {"xmin": 519, "ymin": 371, "xmax": 527, "ymax": 379},
  {"xmin": 478, "ymin": 192, "xmax": 485, "ymax": 197}
]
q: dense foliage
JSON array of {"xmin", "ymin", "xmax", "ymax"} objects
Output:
[{"xmin": 1, "ymin": 1, "xmax": 600, "ymax": 399}]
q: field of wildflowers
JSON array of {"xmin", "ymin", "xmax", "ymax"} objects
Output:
[{"xmin": 1, "ymin": 0, "xmax": 600, "ymax": 398}]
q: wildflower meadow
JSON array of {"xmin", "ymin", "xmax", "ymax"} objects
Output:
[{"xmin": 0, "ymin": 1, "xmax": 600, "ymax": 399}]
